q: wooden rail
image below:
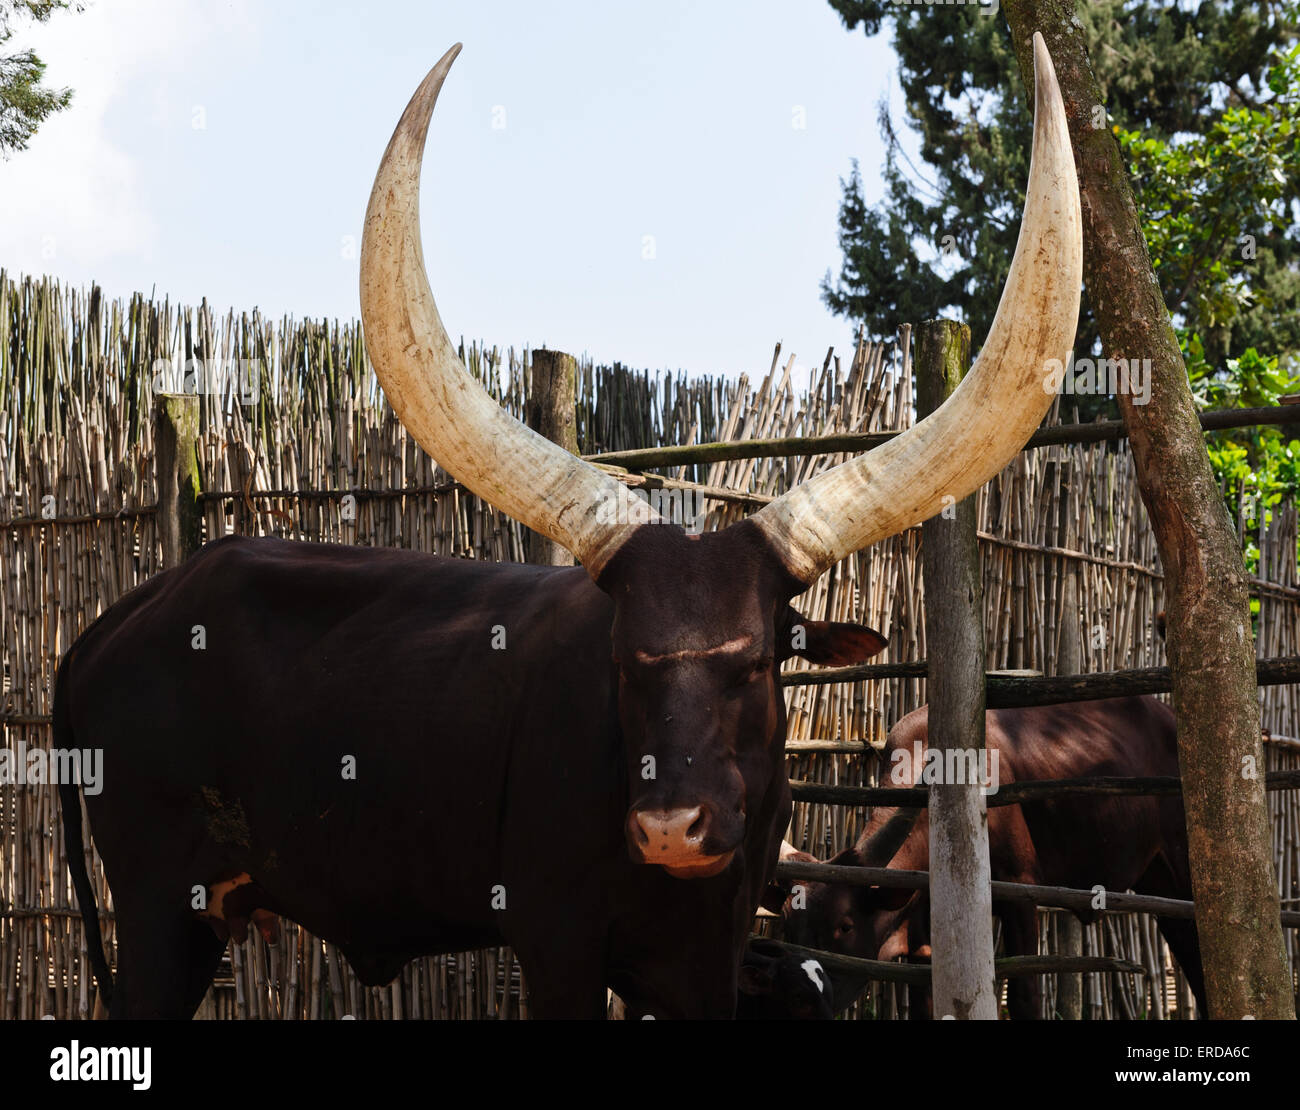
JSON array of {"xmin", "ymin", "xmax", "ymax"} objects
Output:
[
  {"xmin": 586, "ymin": 403, "xmax": 1300, "ymax": 471},
  {"xmin": 788, "ymin": 768, "xmax": 1300, "ymax": 808},
  {"xmin": 781, "ymin": 655, "xmax": 1300, "ymax": 707},
  {"xmin": 758, "ymin": 936, "xmax": 1147, "ymax": 986},
  {"xmin": 773, "ymin": 860, "xmax": 1300, "ymax": 928}
]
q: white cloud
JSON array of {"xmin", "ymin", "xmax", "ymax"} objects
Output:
[{"xmin": 0, "ymin": 0, "xmax": 258, "ymax": 274}]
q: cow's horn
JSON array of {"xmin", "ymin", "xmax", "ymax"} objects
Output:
[
  {"xmin": 360, "ymin": 44, "xmax": 661, "ymax": 578},
  {"xmin": 750, "ymin": 32, "xmax": 1082, "ymax": 585},
  {"xmin": 857, "ymin": 807, "xmax": 922, "ymax": 868}
]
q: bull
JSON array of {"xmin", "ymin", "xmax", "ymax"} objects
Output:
[
  {"xmin": 779, "ymin": 697, "xmax": 1207, "ymax": 1019},
  {"xmin": 57, "ymin": 36, "xmax": 1081, "ymax": 1018}
]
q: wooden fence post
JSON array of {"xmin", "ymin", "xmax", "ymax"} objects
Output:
[
  {"xmin": 1053, "ymin": 570, "xmax": 1085, "ymax": 1019},
  {"xmin": 154, "ymin": 393, "xmax": 202, "ymax": 568},
  {"xmin": 918, "ymin": 318, "xmax": 998, "ymax": 1020},
  {"xmin": 525, "ymin": 349, "xmax": 578, "ymax": 566}
]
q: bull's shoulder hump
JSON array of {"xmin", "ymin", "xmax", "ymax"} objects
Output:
[{"xmin": 883, "ymin": 706, "xmax": 930, "ymax": 749}]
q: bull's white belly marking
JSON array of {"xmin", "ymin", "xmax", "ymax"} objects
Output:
[
  {"xmin": 196, "ymin": 872, "xmax": 278, "ymax": 944},
  {"xmin": 204, "ymin": 873, "xmax": 253, "ymax": 921}
]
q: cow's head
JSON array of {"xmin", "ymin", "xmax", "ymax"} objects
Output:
[
  {"xmin": 602, "ymin": 521, "xmax": 887, "ymax": 875},
  {"xmin": 779, "ymin": 810, "xmax": 925, "ymax": 1010},
  {"xmin": 736, "ymin": 939, "xmax": 833, "ymax": 1020},
  {"xmin": 359, "ymin": 39, "xmax": 1081, "ymax": 877}
]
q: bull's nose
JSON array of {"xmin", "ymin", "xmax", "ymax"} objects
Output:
[
  {"xmin": 631, "ymin": 806, "xmax": 707, "ymax": 855},
  {"xmin": 627, "ymin": 806, "xmax": 735, "ymax": 878}
]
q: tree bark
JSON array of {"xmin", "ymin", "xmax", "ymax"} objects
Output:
[
  {"xmin": 1001, "ymin": 0, "xmax": 1294, "ymax": 1018},
  {"xmin": 918, "ymin": 319, "xmax": 999, "ymax": 1020}
]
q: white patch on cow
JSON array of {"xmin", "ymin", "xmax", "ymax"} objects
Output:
[
  {"xmin": 801, "ymin": 958, "xmax": 826, "ymax": 993},
  {"xmin": 203, "ymin": 873, "xmax": 253, "ymax": 922},
  {"xmin": 778, "ymin": 839, "xmax": 801, "ymax": 860}
]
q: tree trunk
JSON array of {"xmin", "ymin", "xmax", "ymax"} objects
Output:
[
  {"xmin": 1001, "ymin": 0, "xmax": 1294, "ymax": 1018},
  {"xmin": 918, "ymin": 319, "xmax": 999, "ymax": 1020}
]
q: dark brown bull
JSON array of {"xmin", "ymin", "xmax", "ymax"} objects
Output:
[
  {"xmin": 57, "ymin": 37, "xmax": 1081, "ymax": 1018},
  {"xmin": 780, "ymin": 696, "xmax": 1207, "ymax": 1018}
]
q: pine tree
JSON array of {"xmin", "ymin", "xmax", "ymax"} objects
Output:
[
  {"xmin": 0, "ymin": 1, "xmax": 80, "ymax": 158},
  {"xmin": 824, "ymin": 0, "xmax": 1299, "ymax": 375}
]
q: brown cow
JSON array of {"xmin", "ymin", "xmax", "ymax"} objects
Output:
[{"xmin": 780, "ymin": 696, "xmax": 1206, "ymax": 1019}]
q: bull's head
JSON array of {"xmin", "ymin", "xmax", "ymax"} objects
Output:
[
  {"xmin": 603, "ymin": 527, "xmax": 889, "ymax": 876},
  {"xmin": 787, "ymin": 868, "xmax": 922, "ymax": 963},
  {"xmin": 359, "ymin": 38, "xmax": 1080, "ymax": 879},
  {"xmin": 779, "ymin": 810, "xmax": 926, "ymax": 1010}
]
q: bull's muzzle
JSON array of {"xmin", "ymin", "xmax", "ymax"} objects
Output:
[{"xmin": 627, "ymin": 805, "xmax": 736, "ymax": 878}]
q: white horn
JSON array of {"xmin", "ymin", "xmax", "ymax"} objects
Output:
[
  {"xmin": 360, "ymin": 44, "xmax": 661, "ymax": 579},
  {"xmin": 751, "ymin": 32, "xmax": 1082, "ymax": 585}
]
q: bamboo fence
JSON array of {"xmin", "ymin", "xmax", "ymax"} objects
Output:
[{"xmin": 1, "ymin": 272, "xmax": 1297, "ymax": 1020}]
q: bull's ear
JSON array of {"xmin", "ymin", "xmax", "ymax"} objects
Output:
[{"xmin": 778, "ymin": 607, "xmax": 888, "ymax": 664}]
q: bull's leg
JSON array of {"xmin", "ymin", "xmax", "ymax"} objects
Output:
[
  {"xmin": 998, "ymin": 903, "xmax": 1040, "ymax": 1020},
  {"xmin": 513, "ymin": 944, "xmax": 609, "ymax": 1020},
  {"xmin": 110, "ymin": 910, "xmax": 226, "ymax": 1019},
  {"xmin": 1152, "ymin": 916, "xmax": 1206, "ymax": 1019},
  {"xmin": 610, "ymin": 934, "xmax": 741, "ymax": 1019},
  {"xmin": 905, "ymin": 975, "xmax": 933, "ymax": 1020},
  {"xmin": 904, "ymin": 910, "xmax": 932, "ymax": 1019},
  {"xmin": 1137, "ymin": 853, "xmax": 1207, "ymax": 1018},
  {"xmin": 619, "ymin": 968, "xmax": 738, "ymax": 1020}
]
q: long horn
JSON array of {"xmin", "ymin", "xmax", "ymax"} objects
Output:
[
  {"xmin": 856, "ymin": 807, "xmax": 922, "ymax": 868},
  {"xmin": 750, "ymin": 32, "xmax": 1082, "ymax": 585},
  {"xmin": 360, "ymin": 44, "xmax": 661, "ymax": 578}
]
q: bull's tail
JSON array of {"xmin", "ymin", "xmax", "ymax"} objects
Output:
[{"xmin": 54, "ymin": 650, "xmax": 114, "ymax": 1010}]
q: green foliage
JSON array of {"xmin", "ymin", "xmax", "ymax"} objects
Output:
[
  {"xmin": 1193, "ymin": 342, "xmax": 1300, "ymax": 570},
  {"xmin": 0, "ymin": 1, "xmax": 80, "ymax": 157},
  {"xmin": 1117, "ymin": 39, "xmax": 1300, "ymax": 367},
  {"xmin": 822, "ymin": 1, "xmax": 1298, "ymax": 361},
  {"xmin": 824, "ymin": 0, "xmax": 1300, "ymax": 549},
  {"xmin": 822, "ymin": 2, "xmax": 1030, "ymax": 347},
  {"xmin": 1114, "ymin": 38, "xmax": 1300, "ymax": 549}
]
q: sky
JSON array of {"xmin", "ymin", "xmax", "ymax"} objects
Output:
[{"xmin": 0, "ymin": 0, "xmax": 897, "ymax": 380}]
